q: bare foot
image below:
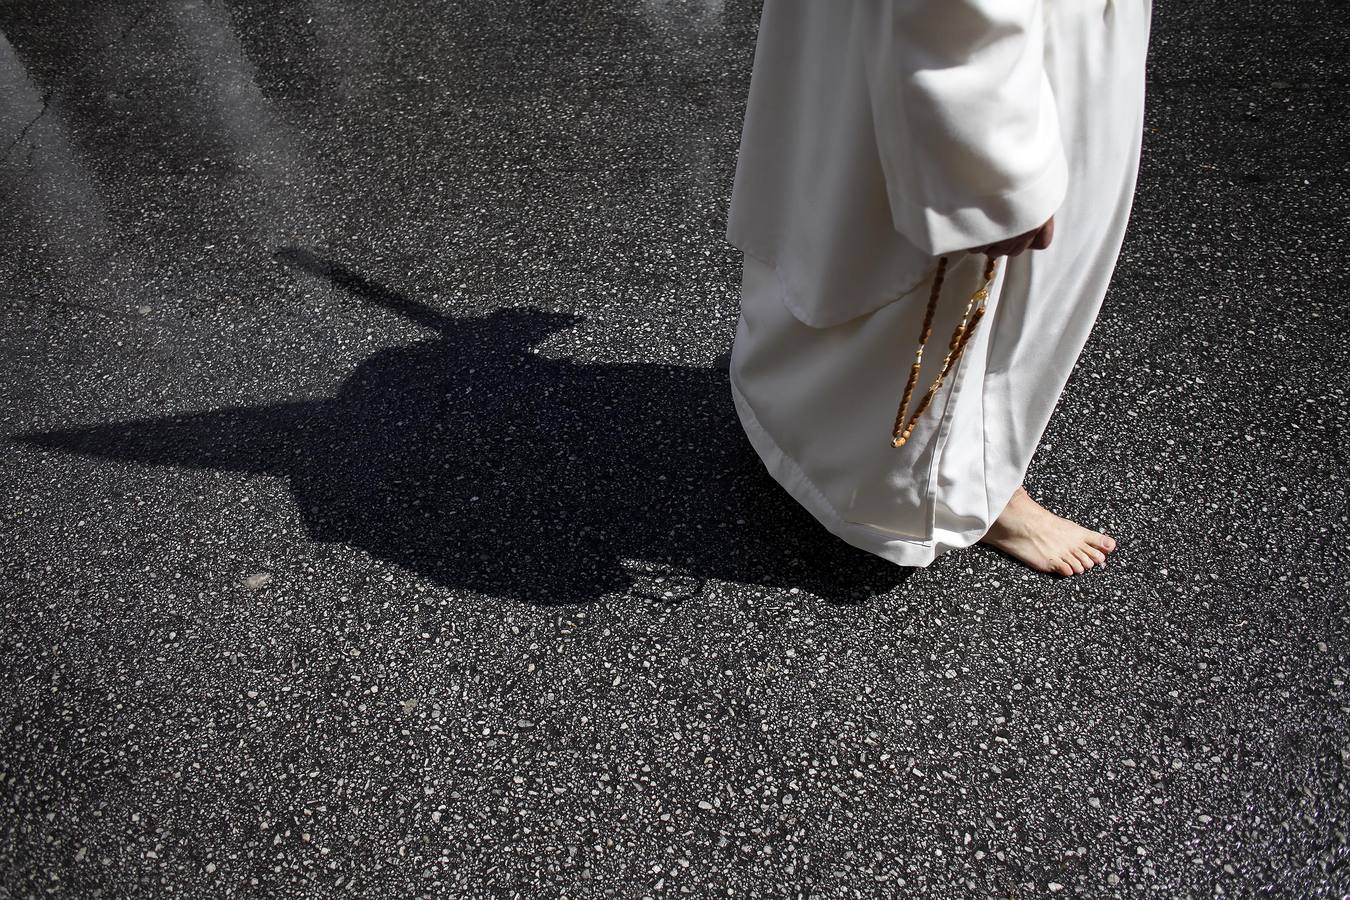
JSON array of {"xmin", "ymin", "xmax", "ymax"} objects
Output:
[{"xmin": 978, "ymin": 485, "xmax": 1117, "ymax": 576}]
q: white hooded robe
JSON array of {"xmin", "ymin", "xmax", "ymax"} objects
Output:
[{"xmin": 726, "ymin": 0, "xmax": 1152, "ymax": 566}]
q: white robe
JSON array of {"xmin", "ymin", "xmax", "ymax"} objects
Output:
[{"xmin": 727, "ymin": 0, "xmax": 1152, "ymax": 567}]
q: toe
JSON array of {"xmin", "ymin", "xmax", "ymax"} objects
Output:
[
  {"xmin": 1073, "ymin": 548, "xmax": 1096, "ymax": 571},
  {"xmin": 1082, "ymin": 544, "xmax": 1107, "ymax": 566},
  {"xmin": 1093, "ymin": 532, "xmax": 1117, "ymax": 553},
  {"xmin": 1049, "ymin": 557, "xmax": 1072, "ymax": 577}
]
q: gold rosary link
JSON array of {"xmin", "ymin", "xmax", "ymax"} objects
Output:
[
  {"xmin": 890, "ymin": 257, "xmax": 949, "ymax": 438},
  {"xmin": 890, "ymin": 256, "xmax": 948, "ymax": 442},
  {"xmin": 925, "ymin": 254, "xmax": 997, "ymax": 390},
  {"xmin": 891, "ymin": 255, "xmax": 999, "ymax": 449}
]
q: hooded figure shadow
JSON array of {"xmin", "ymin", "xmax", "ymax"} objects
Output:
[{"xmin": 13, "ymin": 248, "xmax": 914, "ymax": 605}]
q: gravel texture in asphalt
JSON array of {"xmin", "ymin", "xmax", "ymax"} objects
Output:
[{"xmin": 1, "ymin": 0, "xmax": 1347, "ymax": 896}]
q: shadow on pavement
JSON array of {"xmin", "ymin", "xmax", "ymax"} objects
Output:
[{"xmin": 12, "ymin": 248, "xmax": 917, "ymax": 605}]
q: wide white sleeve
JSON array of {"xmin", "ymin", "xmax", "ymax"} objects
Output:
[{"xmin": 860, "ymin": 0, "xmax": 1067, "ymax": 256}]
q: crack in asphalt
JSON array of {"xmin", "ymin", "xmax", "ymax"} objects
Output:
[{"xmin": 0, "ymin": 3, "xmax": 151, "ymax": 166}]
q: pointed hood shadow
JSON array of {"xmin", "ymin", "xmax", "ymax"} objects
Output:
[{"xmin": 12, "ymin": 248, "xmax": 915, "ymax": 605}]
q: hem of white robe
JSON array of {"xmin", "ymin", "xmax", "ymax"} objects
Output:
[
  {"xmin": 724, "ymin": 239, "xmax": 935, "ymax": 330},
  {"xmin": 729, "ymin": 370, "xmax": 990, "ymax": 569}
]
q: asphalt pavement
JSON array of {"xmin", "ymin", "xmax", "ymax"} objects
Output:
[{"xmin": 1, "ymin": 0, "xmax": 1346, "ymax": 896}]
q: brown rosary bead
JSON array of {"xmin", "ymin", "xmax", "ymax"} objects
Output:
[{"xmin": 891, "ymin": 254, "xmax": 999, "ymax": 449}]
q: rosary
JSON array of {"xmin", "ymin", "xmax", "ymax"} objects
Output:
[{"xmin": 890, "ymin": 254, "xmax": 1000, "ymax": 449}]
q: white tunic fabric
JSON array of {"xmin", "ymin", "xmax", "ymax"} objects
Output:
[{"xmin": 727, "ymin": 0, "xmax": 1152, "ymax": 567}]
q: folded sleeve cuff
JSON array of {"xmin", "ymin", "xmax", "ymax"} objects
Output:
[{"xmin": 886, "ymin": 138, "xmax": 1068, "ymax": 257}]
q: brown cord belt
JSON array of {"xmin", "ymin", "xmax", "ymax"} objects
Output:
[{"xmin": 890, "ymin": 254, "xmax": 1000, "ymax": 448}]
